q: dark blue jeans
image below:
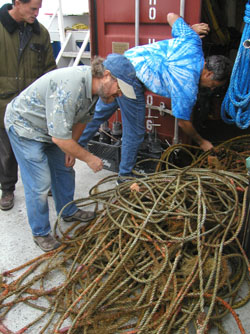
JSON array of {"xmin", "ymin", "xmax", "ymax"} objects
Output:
[
  {"xmin": 79, "ymin": 78, "xmax": 146, "ymax": 176},
  {"xmin": 0, "ymin": 128, "xmax": 18, "ymax": 192},
  {"xmin": 7, "ymin": 126, "xmax": 78, "ymax": 236}
]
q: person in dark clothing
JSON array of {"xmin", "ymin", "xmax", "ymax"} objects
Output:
[{"xmin": 0, "ymin": 0, "xmax": 56, "ymax": 210}]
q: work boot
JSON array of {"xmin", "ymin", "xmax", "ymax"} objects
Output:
[
  {"xmin": 0, "ymin": 191, "xmax": 14, "ymax": 211},
  {"xmin": 33, "ymin": 234, "xmax": 61, "ymax": 252},
  {"xmin": 116, "ymin": 176, "xmax": 135, "ymax": 186},
  {"xmin": 63, "ymin": 209, "xmax": 96, "ymax": 223}
]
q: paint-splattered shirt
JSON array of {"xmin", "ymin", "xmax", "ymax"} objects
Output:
[
  {"xmin": 125, "ymin": 17, "xmax": 204, "ymax": 120},
  {"xmin": 5, "ymin": 66, "xmax": 96, "ymax": 142}
]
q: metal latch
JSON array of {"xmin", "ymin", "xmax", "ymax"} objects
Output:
[{"xmin": 243, "ymin": 39, "xmax": 250, "ymax": 49}]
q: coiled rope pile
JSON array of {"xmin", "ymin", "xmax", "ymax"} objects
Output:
[
  {"xmin": 0, "ymin": 136, "xmax": 250, "ymax": 334},
  {"xmin": 154, "ymin": 134, "xmax": 250, "ymax": 173}
]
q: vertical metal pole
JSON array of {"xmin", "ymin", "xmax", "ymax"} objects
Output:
[
  {"xmin": 58, "ymin": 0, "xmax": 65, "ymax": 44},
  {"xmin": 180, "ymin": 0, "xmax": 185, "ymax": 17},
  {"xmin": 135, "ymin": 0, "xmax": 140, "ymax": 46},
  {"xmin": 172, "ymin": 0, "xmax": 186, "ymax": 145}
]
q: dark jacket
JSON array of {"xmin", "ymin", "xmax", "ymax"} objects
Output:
[{"xmin": 0, "ymin": 4, "xmax": 56, "ymax": 128}]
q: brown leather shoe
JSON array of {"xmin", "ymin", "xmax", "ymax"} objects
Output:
[
  {"xmin": 33, "ymin": 234, "xmax": 61, "ymax": 252},
  {"xmin": 0, "ymin": 191, "xmax": 14, "ymax": 211}
]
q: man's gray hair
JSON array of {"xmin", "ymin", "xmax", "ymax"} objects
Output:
[
  {"xmin": 205, "ymin": 55, "xmax": 232, "ymax": 82},
  {"xmin": 91, "ymin": 56, "xmax": 106, "ymax": 78}
]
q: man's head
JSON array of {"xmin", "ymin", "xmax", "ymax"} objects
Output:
[
  {"xmin": 91, "ymin": 54, "xmax": 137, "ymax": 103},
  {"xmin": 10, "ymin": 0, "xmax": 42, "ymax": 24},
  {"xmin": 200, "ymin": 55, "xmax": 232, "ymax": 90}
]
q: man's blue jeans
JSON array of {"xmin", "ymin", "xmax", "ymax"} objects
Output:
[
  {"xmin": 79, "ymin": 77, "xmax": 146, "ymax": 176},
  {"xmin": 7, "ymin": 126, "xmax": 78, "ymax": 236}
]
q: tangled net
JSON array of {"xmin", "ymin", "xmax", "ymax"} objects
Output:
[{"xmin": 0, "ymin": 135, "xmax": 250, "ymax": 334}]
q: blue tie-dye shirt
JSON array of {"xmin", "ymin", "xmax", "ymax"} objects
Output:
[
  {"xmin": 5, "ymin": 66, "xmax": 96, "ymax": 142},
  {"xmin": 125, "ymin": 17, "xmax": 204, "ymax": 120}
]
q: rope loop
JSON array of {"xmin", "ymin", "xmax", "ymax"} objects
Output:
[{"xmin": 221, "ymin": 2, "xmax": 250, "ymax": 129}]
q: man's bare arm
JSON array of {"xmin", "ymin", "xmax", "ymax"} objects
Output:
[
  {"xmin": 167, "ymin": 12, "xmax": 210, "ymax": 38},
  {"xmin": 178, "ymin": 119, "xmax": 213, "ymax": 151},
  {"xmin": 167, "ymin": 13, "xmax": 180, "ymax": 27}
]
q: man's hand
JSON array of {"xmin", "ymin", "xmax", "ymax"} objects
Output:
[
  {"xmin": 86, "ymin": 155, "xmax": 103, "ymax": 173},
  {"xmin": 52, "ymin": 136, "xmax": 103, "ymax": 173},
  {"xmin": 199, "ymin": 139, "xmax": 213, "ymax": 152},
  {"xmin": 65, "ymin": 154, "xmax": 76, "ymax": 167},
  {"xmin": 177, "ymin": 119, "xmax": 213, "ymax": 152},
  {"xmin": 191, "ymin": 23, "xmax": 210, "ymax": 38}
]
